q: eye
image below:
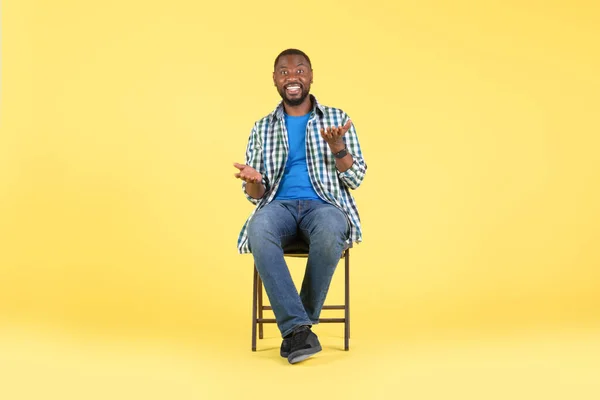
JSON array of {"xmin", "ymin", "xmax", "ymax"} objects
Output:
[
  {"xmin": 280, "ymin": 70, "xmax": 288, "ymax": 75},
  {"xmin": 297, "ymin": 69, "xmax": 304, "ymax": 74}
]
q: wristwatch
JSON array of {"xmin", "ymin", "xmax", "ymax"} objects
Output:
[{"xmin": 333, "ymin": 146, "xmax": 348, "ymax": 159}]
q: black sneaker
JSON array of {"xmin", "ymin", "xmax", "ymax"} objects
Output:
[
  {"xmin": 287, "ymin": 326, "xmax": 322, "ymax": 364},
  {"xmin": 280, "ymin": 337, "xmax": 292, "ymax": 358}
]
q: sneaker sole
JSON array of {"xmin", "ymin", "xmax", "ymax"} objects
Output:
[{"xmin": 287, "ymin": 345, "xmax": 322, "ymax": 364}]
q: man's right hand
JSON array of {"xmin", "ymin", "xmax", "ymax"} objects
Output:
[{"xmin": 233, "ymin": 162, "xmax": 263, "ymax": 184}]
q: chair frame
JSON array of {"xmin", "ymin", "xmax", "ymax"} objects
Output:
[{"xmin": 251, "ymin": 247, "xmax": 350, "ymax": 351}]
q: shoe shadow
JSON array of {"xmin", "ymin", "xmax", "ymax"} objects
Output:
[{"xmin": 252, "ymin": 332, "xmax": 351, "ymax": 366}]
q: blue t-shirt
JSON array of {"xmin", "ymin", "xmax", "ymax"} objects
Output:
[{"xmin": 274, "ymin": 113, "xmax": 322, "ymax": 201}]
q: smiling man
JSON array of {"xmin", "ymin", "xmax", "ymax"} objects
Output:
[{"xmin": 234, "ymin": 49, "xmax": 367, "ymax": 364}]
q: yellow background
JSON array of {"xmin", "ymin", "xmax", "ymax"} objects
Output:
[{"xmin": 1, "ymin": 0, "xmax": 599, "ymax": 399}]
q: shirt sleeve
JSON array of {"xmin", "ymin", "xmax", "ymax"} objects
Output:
[
  {"xmin": 337, "ymin": 114, "xmax": 367, "ymax": 190},
  {"xmin": 242, "ymin": 123, "xmax": 268, "ymax": 204}
]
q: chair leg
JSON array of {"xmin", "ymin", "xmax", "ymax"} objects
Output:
[
  {"xmin": 252, "ymin": 265, "xmax": 258, "ymax": 351},
  {"xmin": 344, "ymin": 249, "xmax": 350, "ymax": 351},
  {"xmin": 258, "ymin": 276, "xmax": 264, "ymax": 339}
]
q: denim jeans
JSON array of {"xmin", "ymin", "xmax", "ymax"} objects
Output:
[{"xmin": 247, "ymin": 200, "xmax": 350, "ymax": 338}]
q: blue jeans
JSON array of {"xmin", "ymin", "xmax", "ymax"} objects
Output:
[{"xmin": 247, "ymin": 200, "xmax": 350, "ymax": 338}]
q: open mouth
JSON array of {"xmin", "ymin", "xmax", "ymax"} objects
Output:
[{"xmin": 285, "ymin": 83, "xmax": 302, "ymax": 95}]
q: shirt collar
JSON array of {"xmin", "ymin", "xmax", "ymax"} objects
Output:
[{"xmin": 272, "ymin": 95, "xmax": 325, "ymax": 121}]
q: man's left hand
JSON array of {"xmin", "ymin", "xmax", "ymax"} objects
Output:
[{"xmin": 320, "ymin": 119, "xmax": 352, "ymax": 153}]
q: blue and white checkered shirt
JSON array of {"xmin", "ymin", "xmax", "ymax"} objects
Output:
[{"xmin": 237, "ymin": 96, "xmax": 367, "ymax": 254}]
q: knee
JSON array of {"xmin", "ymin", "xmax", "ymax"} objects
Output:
[
  {"xmin": 325, "ymin": 219, "xmax": 349, "ymax": 241},
  {"xmin": 309, "ymin": 210, "xmax": 349, "ymax": 246},
  {"xmin": 247, "ymin": 213, "xmax": 272, "ymax": 242}
]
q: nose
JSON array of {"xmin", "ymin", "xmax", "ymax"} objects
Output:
[{"xmin": 286, "ymin": 70, "xmax": 302, "ymax": 81}]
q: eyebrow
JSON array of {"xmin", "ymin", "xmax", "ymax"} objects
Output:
[{"xmin": 278, "ymin": 63, "xmax": 307, "ymax": 69}]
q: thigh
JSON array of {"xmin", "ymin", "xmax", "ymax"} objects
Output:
[
  {"xmin": 299, "ymin": 202, "xmax": 349, "ymax": 244},
  {"xmin": 247, "ymin": 200, "xmax": 298, "ymax": 242}
]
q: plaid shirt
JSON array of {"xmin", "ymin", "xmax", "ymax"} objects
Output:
[{"xmin": 237, "ymin": 95, "xmax": 367, "ymax": 254}]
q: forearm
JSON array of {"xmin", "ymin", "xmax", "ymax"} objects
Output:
[
  {"xmin": 323, "ymin": 114, "xmax": 366, "ymax": 188},
  {"xmin": 329, "ymin": 142, "xmax": 352, "ymax": 173},
  {"xmin": 333, "ymin": 142, "xmax": 366, "ymax": 189},
  {"xmin": 244, "ymin": 181, "xmax": 266, "ymax": 199}
]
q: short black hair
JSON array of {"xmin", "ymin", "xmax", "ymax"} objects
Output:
[{"xmin": 274, "ymin": 49, "xmax": 312, "ymax": 70}]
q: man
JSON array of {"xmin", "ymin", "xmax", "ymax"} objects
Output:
[{"xmin": 233, "ymin": 49, "xmax": 367, "ymax": 364}]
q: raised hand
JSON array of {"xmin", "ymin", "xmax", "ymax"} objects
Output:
[
  {"xmin": 320, "ymin": 119, "xmax": 352, "ymax": 151},
  {"xmin": 233, "ymin": 162, "xmax": 263, "ymax": 184}
]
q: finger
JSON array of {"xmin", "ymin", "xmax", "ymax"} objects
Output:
[
  {"xmin": 233, "ymin": 162, "xmax": 246, "ymax": 170},
  {"xmin": 342, "ymin": 119, "xmax": 352, "ymax": 134}
]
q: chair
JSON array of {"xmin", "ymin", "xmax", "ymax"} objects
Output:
[{"xmin": 251, "ymin": 241, "xmax": 351, "ymax": 351}]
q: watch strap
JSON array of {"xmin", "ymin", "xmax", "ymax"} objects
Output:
[{"xmin": 333, "ymin": 146, "xmax": 348, "ymax": 159}]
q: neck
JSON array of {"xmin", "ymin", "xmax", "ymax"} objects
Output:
[{"xmin": 283, "ymin": 96, "xmax": 312, "ymax": 116}]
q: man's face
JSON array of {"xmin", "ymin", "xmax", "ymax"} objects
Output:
[{"xmin": 273, "ymin": 54, "xmax": 313, "ymax": 107}]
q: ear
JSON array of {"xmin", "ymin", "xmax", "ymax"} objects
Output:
[{"xmin": 272, "ymin": 72, "xmax": 276, "ymax": 86}]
